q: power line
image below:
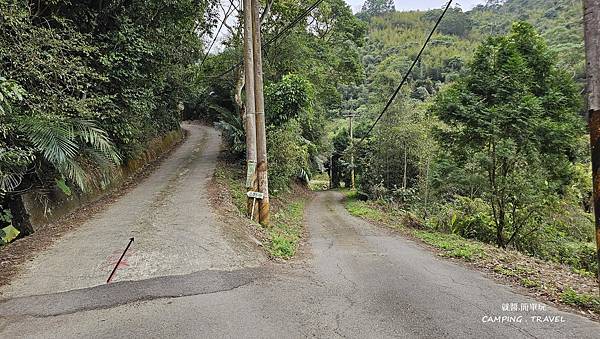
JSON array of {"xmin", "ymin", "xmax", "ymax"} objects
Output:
[
  {"xmin": 263, "ymin": 0, "xmax": 326, "ymax": 48},
  {"xmin": 342, "ymin": 0, "xmax": 453, "ymax": 156},
  {"xmin": 209, "ymin": 0, "xmax": 327, "ymax": 78},
  {"xmin": 200, "ymin": 2, "xmax": 235, "ymax": 68}
]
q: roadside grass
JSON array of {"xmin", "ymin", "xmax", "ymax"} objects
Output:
[
  {"xmin": 341, "ymin": 189, "xmax": 600, "ymax": 319},
  {"xmin": 214, "ymin": 159, "xmax": 307, "ymax": 259},
  {"xmin": 560, "ymin": 288, "xmax": 600, "ymax": 313},
  {"xmin": 213, "ymin": 164, "xmax": 246, "ymax": 212},
  {"xmin": 268, "ymin": 200, "xmax": 305, "ymax": 259},
  {"xmin": 309, "ymin": 173, "xmax": 330, "ymax": 191},
  {"xmin": 343, "ymin": 189, "xmax": 401, "ymax": 225},
  {"xmin": 412, "ymin": 231, "xmax": 486, "ymax": 261},
  {"xmin": 346, "ymin": 199, "xmax": 387, "ymax": 222}
]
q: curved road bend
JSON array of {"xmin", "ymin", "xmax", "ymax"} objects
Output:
[
  {"xmin": 0, "ymin": 123, "xmax": 266, "ymax": 299},
  {"xmin": 0, "ymin": 127, "xmax": 598, "ymax": 338}
]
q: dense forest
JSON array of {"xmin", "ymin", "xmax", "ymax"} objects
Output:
[
  {"xmin": 332, "ymin": 0, "xmax": 596, "ymax": 274},
  {"xmin": 0, "ymin": 0, "xmax": 596, "ymax": 276}
]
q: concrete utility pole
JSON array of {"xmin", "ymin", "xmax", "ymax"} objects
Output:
[
  {"xmin": 243, "ymin": 0, "xmax": 258, "ymax": 216},
  {"xmin": 583, "ymin": 0, "xmax": 600, "ymax": 291},
  {"xmin": 252, "ymin": 0, "xmax": 270, "ymax": 226},
  {"xmin": 344, "ymin": 113, "xmax": 356, "ymax": 190}
]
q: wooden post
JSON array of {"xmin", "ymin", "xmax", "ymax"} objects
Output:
[
  {"xmin": 583, "ymin": 0, "xmax": 600, "ymax": 291},
  {"xmin": 243, "ymin": 0, "xmax": 258, "ymax": 216},
  {"xmin": 252, "ymin": 0, "xmax": 270, "ymax": 226}
]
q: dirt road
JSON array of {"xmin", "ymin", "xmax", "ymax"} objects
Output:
[{"xmin": 1, "ymin": 190, "xmax": 598, "ymax": 338}]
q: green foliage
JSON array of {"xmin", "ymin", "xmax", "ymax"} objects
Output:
[
  {"xmin": 345, "ymin": 197, "xmax": 387, "ymax": 223},
  {"xmin": 19, "ymin": 115, "xmax": 121, "ymax": 191},
  {"xmin": 432, "ymin": 22, "xmax": 584, "ymax": 248},
  {"xmin": 268, "ymin": 200, "xmax": 305, "ymax": 259},
  {"xmin": 358, "ymin": 0, "xmax": 395, "ymax": 19},
  {"xmin": 560, "ymin": 288, "xmax": 600, "ymax": 312},
  {"xmin": 269, "ymin": 233, "xmax": 296, "ymax": 258},
  {"xmin": 0, "ymin": 225, "xmax": 19, "ymax": 245},
  {"xmin": 0, "ymin": 0, "xmax": 217, "ymax": 233},
  {"xmin": 0, "ymin": 206, "xmax": 17, "ymax": 244},
  {"xmin": 427, "ymin": 196, "xmax": 496, "ymax": 244},
  {"xmin": 213, "ymin": 105, "xmax": 245, "ymax": 156},
  {"xmin": 267, "ymin": 121, "xmax": 309, "ymax": 193},
  {"xmin": 339, "ymin": 2, "xmax": 594, "ymax": 275},
  {"xmin": 265, "ymin": 74, "xmax": 314, "ymax": 127},
  {"xmin": 423, "ymin": 7, "xmax": 473, "ymax": 37},
  {"xmin": 214, "ymin": 163, "xmax": 247, "ymax": 213},
  {"xmin": 413, "ymin": 231, "xmax": 487, "ymax": 261},
  {"xmin": 213, "ymin": 0, "xmax": 365, "ymax": 191},
  {"xmin": 470, "ymin": 0, "xmax": 584, "ymax": 77}
]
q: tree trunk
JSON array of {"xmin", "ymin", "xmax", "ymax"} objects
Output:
[{"xmin": 6, "ymin": 195, "xmax": 34, "ymax": 236}]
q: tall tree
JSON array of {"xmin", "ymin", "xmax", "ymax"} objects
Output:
[
  {"xmin": 360, "ymin": 0, "xmax": 395, "ymax": 18},
  {"xmin": 432, "ymin": 22, "xmax": 584, "ymax": 248}
]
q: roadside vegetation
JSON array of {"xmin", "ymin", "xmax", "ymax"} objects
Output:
[
  {"xmin": 1, "ymin": 0, "xmax": 597, "ymax": 315},
  {"xmin": 208, "ymin": 0, "xmax": 369, "ymax": 259},
  {"xmin": 206, "ymin": 0, "xmax": 366, "ymax": 197},
  {"xmin": 1, "ymin": 1, "xmax": 218, "ymax": 241},
  {"xmin": 214, "ymin": 158, "xmax": 307, "ymax": 259},
  {"xmin": 329, "ymin": 0, "xmax": 597, "ymax": 289}
]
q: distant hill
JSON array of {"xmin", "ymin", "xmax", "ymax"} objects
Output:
[
  {"xmin": 470, "ymin": 0, "xmax": 584, "ymax": 76},
  {"xmin": 360, "ymin": 0, "xmax": 584, "ymax": 97}
]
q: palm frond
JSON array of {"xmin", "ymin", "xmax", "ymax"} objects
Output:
[
  {"xmin": 19, "ymin": 117, "xmax": 78, "ymax": 165},
  {"xmin": 16, "ymin": 115, "xmax": 121, "ymax": 192},
  {"xmin": 72, "ymin": 119, "xmax": 122, "ymax": 164}
]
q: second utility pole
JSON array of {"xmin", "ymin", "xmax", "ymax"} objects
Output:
[{"xmin": 252, "ymin": 0, "xmax": 270, "ymax": 226}]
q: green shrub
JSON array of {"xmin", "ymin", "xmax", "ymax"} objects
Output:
[
  {"xmin": 428, "ymin": 196, "xmax": 496, "ymax": 244},
  {"xmin": 269, "ymin": 233, "xmax": 296, "ymax": 258},
  {"xmin": 560, "ymin": 288, "xmax": 600, "ymax": 312},
  {"xmin": 267, "ymin": 121, "xmax": 309, "ymax": 193},
  {"xmin": 413, "ymin": 231, "xmax": 486, "ymax": 261}
]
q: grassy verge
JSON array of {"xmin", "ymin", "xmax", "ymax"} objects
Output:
[
  {"xmin": 413, "ymin": 231, "xmax": 487, "ymax": 261},
  {"xmin": 308, "ymin": 173, "xmax": 330, "ymax": 191},
  {"xmin": 268, "ymin": 200, "xmax": 305, "ymax": 259},
  {"xmin": 341, "ymin": 190, "xmax": 600, "ymax": 318},
  {"xmin": 213, "ymin": 159, "xmax": 307, "ymax": 259},
  {"xmin": 213, "ymin": 164, "xmax": 246, "ymax": 212}
]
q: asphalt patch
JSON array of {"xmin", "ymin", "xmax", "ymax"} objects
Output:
[{"xmin": 0, "ymin": 267, "xmax": 266, "ymax": 318}]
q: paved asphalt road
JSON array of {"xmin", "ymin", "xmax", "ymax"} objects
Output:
[{"xmin": 0, "ymin": 126, "xmax": 598, "ymax": 338}]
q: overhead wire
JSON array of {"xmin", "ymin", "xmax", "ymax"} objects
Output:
[
  {"xmin": 209, "ymin": 0, "xmax": 327, "ymax": 78},
  {"xmin": 199, "ymin": 1, "xmax": 236, "ymax": 68},
  {"xmin": 341, "ymin": 0, "xmax": 453, "ymax": 157}
]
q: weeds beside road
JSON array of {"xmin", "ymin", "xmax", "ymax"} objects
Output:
[{"xmin": 213, "ymin": 158, "xmax": 308, "ymax": 260}]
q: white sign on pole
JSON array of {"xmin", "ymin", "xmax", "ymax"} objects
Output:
[{"xmin": 246, "ymin": 191, "xmax": 264, "ymax": 199}]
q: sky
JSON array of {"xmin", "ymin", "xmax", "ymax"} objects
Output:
[{"xmin": 344, "ymin": 0, "xmax": 487, "ymax": 12}]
